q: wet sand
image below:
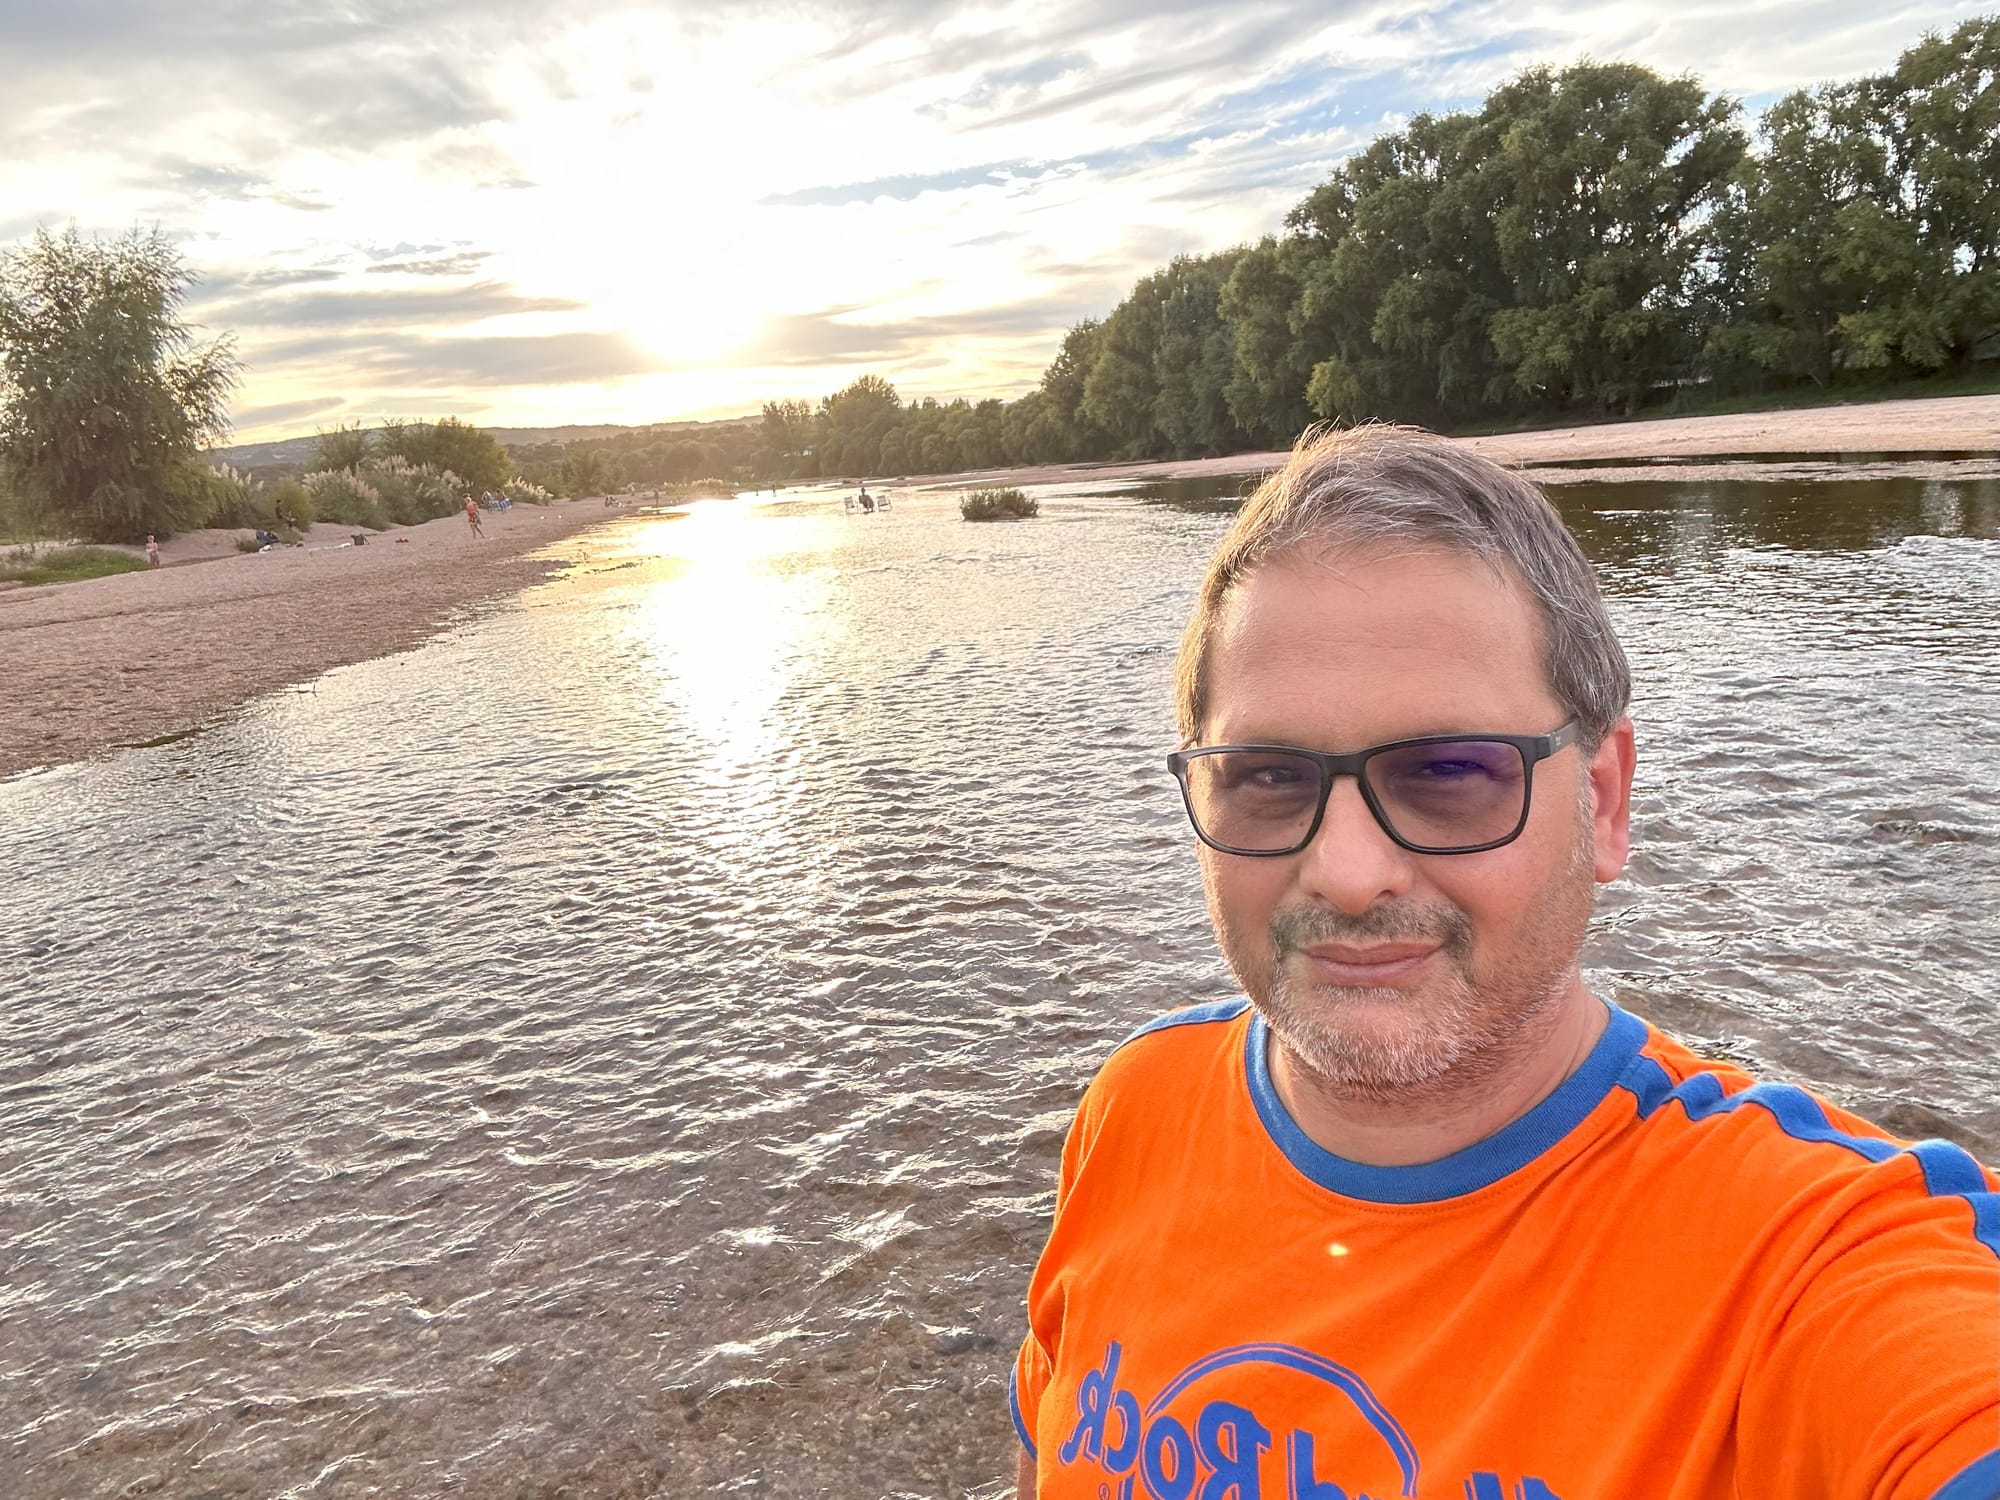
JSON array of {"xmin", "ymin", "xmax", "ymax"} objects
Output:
[{"xmin": 4, "ymin": 395, "xmax": 1995, "ymax": 779}]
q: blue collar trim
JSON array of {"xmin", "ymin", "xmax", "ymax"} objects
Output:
[{"xmin": 1244, "ymin": 1000, "xmax": 1648, "ymax": 1204}]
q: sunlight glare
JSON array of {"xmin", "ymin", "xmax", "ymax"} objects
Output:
[{"xmin": 627, "ymin": 503, "xmax": 835, "ymax": 766}]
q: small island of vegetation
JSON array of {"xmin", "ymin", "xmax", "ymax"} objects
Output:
[{"xmin": 960, "ymin": 487, "xmax": 1038, "ymax": 521}]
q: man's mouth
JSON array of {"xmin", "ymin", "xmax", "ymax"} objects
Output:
[{"xmin": 1297, "ymin": 942, "xmax": 1439, "ymax": 986}]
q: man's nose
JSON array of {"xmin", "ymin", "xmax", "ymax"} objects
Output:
[{"xmin": 1296, "ymin": 776, "xmax": 1417, "ymax": 915}]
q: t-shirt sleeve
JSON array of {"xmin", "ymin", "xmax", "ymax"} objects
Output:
[
  {"xmin": 1012, "ymin": 1091, "xmax": 1102, "ymax": 1465},
  {"xmin": 1011, "ymin": 1330, "xmax": 1052, "ymax": 1460},
  {"xmin": 1737, "ymin": 1143, "xmax": 1999, "ymax": 1498}
]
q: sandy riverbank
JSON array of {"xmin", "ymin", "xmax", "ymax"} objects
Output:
[
  {"xmin": 907, "ymin": 392, "xmax": 2000, "ymax": 492},
  {"xmin": 4, "ymin": 395, "xmax": 1995, "ymax": 780},
  {"xmin": 0, "ymin": 499, "xmax": 625, "ymax": 779}
]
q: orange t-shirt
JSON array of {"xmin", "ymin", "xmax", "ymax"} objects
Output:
[{"xmin": 1014, "ymin": 1000, "xmax": 1999, "ymax": 1500}]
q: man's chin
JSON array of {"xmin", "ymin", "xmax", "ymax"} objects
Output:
[{"xmin": 1257, "ymin": 988, "xmax": 1469, "ymax": 1096}]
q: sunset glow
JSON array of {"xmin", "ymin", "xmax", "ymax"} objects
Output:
[{"xmin": 2, "ymin": 0, "xmax": 1986, "ymax": 440}]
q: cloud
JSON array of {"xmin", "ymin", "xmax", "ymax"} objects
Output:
[
  {"xmin": 186, "ymin": 266, "xmax": 342, "ymax": 304},
  {"xmin": 0, "ymin": 214, "xmax": 64, "ymax": 245},
  {"xmin": 208, "ymin": 279, "xmax": 585, "ymax": 331},
  {"xmin": 0, "ymin": 3, "xmax": 531, "ymax": 156},
  {"xmin": 763, "ymin": 160, "xmax": 1064, "ymax": 206},
  {"xmin": 151, "ymin": 159, "xmax": 269, "ymax": 198},
  {"xmin": 226, "ymin": 395, "xmax": 347, "ymax": 431},
  {"xmin": 938, "ymin": 50, "xmax": 1094, "ymax": 113},
  {"xmin": 366, "ymin": 251, "xmax": 494, "ymax": 276},
  {"xmin": 744, "ymin": 291, "xmax": 1123, "ymax": 368},
  {"xmin": 363, "ymin": 242, "xmax": 452, "ymax": 262},
  {"xmin": 249, "ymin": 328, "xmax": 660, "ymax": 387}
]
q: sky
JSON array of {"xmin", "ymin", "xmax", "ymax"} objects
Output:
[{"xmin": 0, "ymin": 0, "xmax": 1988, "ymax": 442}]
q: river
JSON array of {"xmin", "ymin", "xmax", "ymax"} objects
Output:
[{"xmin": 2, "ymin": 468, "xmax": 1995, "ymax": 1497}]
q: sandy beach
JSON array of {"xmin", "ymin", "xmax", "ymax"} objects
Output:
[
  {"xmin": 4, "ymin": 395, "xmax": 1996, "ymax": 779},
  {"xmin": 0, "ymin": 500, "xmax": 622, "ymax": 779},
  {"xmin": 908, "ymin": 392, "xmax": 2000, "ymax": 490}
]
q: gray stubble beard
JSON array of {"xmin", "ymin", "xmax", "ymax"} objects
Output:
[{"xmin": 1228, "ymin": 815, "xmax": 1598, "ymax": 1104}]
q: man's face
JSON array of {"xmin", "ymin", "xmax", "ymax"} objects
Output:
[{"xmin": 1195, "ymin": 542, "xmax": 1633, "ymax": 1098}]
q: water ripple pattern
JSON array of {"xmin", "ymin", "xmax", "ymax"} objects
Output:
[{"xmin": 2, "ymin": 475, "xmax": 1995, "ymax": 1497}]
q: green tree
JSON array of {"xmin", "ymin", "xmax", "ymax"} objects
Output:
[
  {"xmin": 1284, "ymin": 111, "xmax": 1515, "ymax": 426},
  {"xmin": 0, "ymin": 226, "xmax": 240, "ymax": 540},
  {"xmin": 1220, "ymin": 236, "xmax": 1319, "ymax": 444},
  {"xmin": 759, "ymin": 398, "xmax": 815, "ymax": 478},
  {"xmin": 1842, "ymin": 17, "xmax": 2000, "ymax": 371},
  {"xmin": 1083, "ymin": 283, "xmax": 1167, "ymax": 456},
  {"xmin": 311, "ymin": 422, "xmax": 372, "ymax": 472},
  {"xmin": 1039, "ymin": 320, "xmax": 1111, "ymax": 459},
  {"xmin": 382, "ymin": 416, "xmax": 508, "ymax": 493},
  {"xmin": 1000, "ymin": 390, "xmax": 1065, "ymax": 464},
  {"xmin": 1151, "ymin": 251, "xmax": 1246, "ymax": 456},
  {"xmin": 1707, "ymin": 91, "xmax": 1854, "ymax": 388},
  {"xmin": 1483, "ymin": 63, "xmax": 1745, "ymax": 414},
  {"xmin": 818, "ymin": 375, "xmax": 901, "ymax": 474},
  {"xmin": 564, "ymin": 449, "xmax": 612, "ymax": 497}
]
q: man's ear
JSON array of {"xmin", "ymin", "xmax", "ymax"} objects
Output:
[{"xmin": 1588, "ymin": 718, "xmax": 1636, "ymax": 883}]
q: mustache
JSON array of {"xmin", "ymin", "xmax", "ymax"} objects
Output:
[{"xmin": 1271, "ymin": 902, "xmax": 1472, "ymax": 955}]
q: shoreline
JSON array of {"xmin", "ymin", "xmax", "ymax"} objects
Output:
[
  {"xmin": 904, "ymin": 392, "xmax": 2000, "ymax": 492},
  {"xmin": 0, "ymin": 500, "xmax": 624, "ymax": 780},
  {"xmin": 5, "ymin": 395, "xmax": 1995, "ymax": 781}
]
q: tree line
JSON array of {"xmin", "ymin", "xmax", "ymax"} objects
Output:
[{"xmin": 760, "ymin": 16, "xmax": 1999, "ymax": 479}]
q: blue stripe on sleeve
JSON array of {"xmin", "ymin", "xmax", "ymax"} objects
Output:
[
  {"xmin": 1933, "ymin": 1450, "xmax": 1999, "ymax": 1500},
  {"xmin": 1114, "ymin": 996, "xmax": 1251, "ymax": 1054},
  {"xmin": 1615, "ymin": 1059, "xmax": 2000, "ymax": 1259},
  {"xmin": 1009, "ymin": 1364, "xmax": 1037, "ymax": 1460}
]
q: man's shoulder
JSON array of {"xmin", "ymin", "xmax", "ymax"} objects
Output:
[
  {"xmin": 1618, "ymin": 1020, "xmax": 1998, "ymax": 1252},
  {"xmin": 1070, "ymin": 997, "xmax": 1253, "ymax": 1111},
  {"xmin": 1115, "ymin": 996, "xmax": 1254, "ymax": 1050},
  {"xmin": 1100, "ymin": 996, "xmax": 1251, "ymax": 1068}
]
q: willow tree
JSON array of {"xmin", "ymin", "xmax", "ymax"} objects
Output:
[{"xmin": 0, "ymin": 226, "xmax": 239, "ymax": 541}]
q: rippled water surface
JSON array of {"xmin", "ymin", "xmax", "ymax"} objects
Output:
[{"xmin": 4, "ymin": 473, "xmax": 1997, "ymax": 1497}]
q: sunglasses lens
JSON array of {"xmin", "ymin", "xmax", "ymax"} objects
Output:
[
  {"xmin": 1179, "ymin": 750, "xmax": 1325, "ymax": 853},
  {"xmin": 1365, "ymin": 740, "xmax": 1528, "ymax": 851}
]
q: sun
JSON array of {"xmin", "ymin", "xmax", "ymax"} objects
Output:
[{"xmin": 619, "ymin": 291, "xmax": 762, "ymax": 367}]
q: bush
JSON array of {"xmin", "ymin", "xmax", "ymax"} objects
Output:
[
  {"xmin": 302, "ymin": 467, "xmax": 388, "ymax": 529},
  {"xmin": 0, "ymin": 544, "xmax": 149, "ymax": 586},
  {"xmin": 503, "ymin": 477, "xmax": 552, "ymax": 505},
  {"xmin": 960, "ymin": 486, "xmax": 1038, "ymax": 521},
  {"xmin": 267, "ymin": 477, "xmax": 316, "ymax": 530},
  {"xmin": 361, "ymin": 455, "xmax": 465, "ymax": 525},
  {"xmin": 203, "ymin": 463, "xmax": 263, "ymax": 529}
]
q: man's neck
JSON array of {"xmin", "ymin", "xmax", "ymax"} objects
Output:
[{"xmin": 1266, "ymin": 985, "xmax": 1610, "ymax": 1169}]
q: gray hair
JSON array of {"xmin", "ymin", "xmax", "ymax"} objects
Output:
[{"xmin": 1174, "ymin": 423, "xmax": 1631, "ymax": 745}]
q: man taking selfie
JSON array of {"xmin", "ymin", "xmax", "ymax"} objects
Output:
[{"xmin": 1012, "ymin": 425, "xmax": 1998, "ymax": 1500}]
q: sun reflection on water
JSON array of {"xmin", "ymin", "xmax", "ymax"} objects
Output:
[{"xmin": 618, "ymin": 502, "xmax": 841, "ymax": 763}]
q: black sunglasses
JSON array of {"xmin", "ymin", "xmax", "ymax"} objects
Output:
[{"xmin": 1167, "ymin": 722, "xmax": 1584, "ymax": 856}]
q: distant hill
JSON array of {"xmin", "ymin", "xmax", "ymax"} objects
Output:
[{"xmin": 211, "ymin": 415, "xmax": 760, "ymax": 471}]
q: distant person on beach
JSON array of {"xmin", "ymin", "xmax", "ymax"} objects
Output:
[
  {"xmin": 464, "ymin": 494, "xmax": 484, "ymax": 539},
  {"xmin": 1011, "ymin": 425, "xmax": 1997, "ymax": 1500},
  {"xmin": 144, "ymin": 534, "xmax": 160, "ymax": 568}
]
